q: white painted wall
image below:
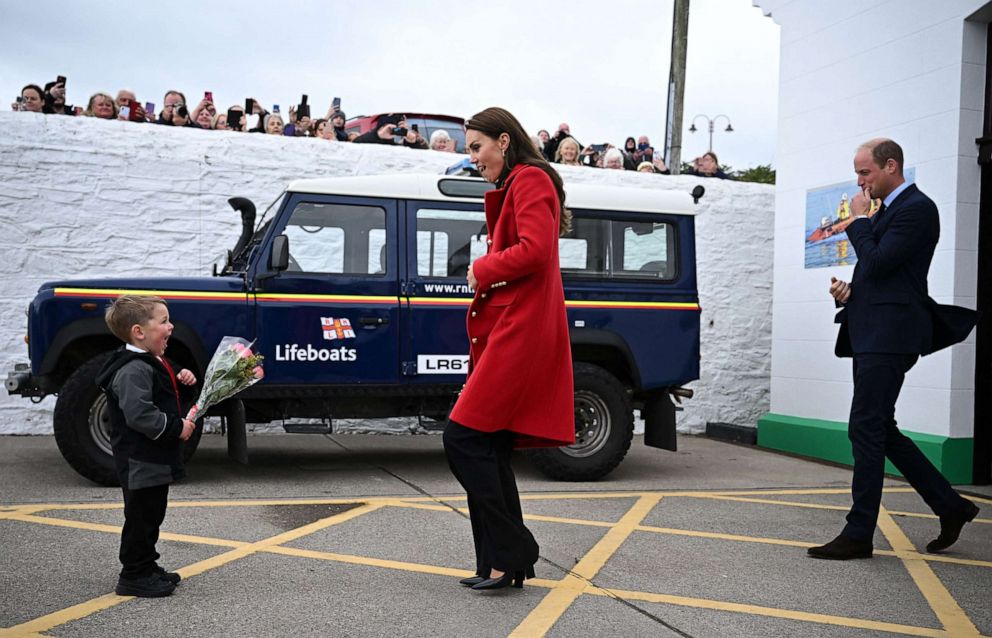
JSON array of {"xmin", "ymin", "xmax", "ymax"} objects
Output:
[
  {"xmin": 756, "ymin": 0, "xmax": 987, "ymax": 437},
  {"xmin": 0, "ymin": 113, "xmax": 773, "ymax": 435}
]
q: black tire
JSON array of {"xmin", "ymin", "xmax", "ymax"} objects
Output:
[
  {"xmin": 53, "ymin": 352, "xmax": 203, "ymax": 487},
  {"xmin": 526, "ymin": 362, "xmax": 634, "ymax": 481}
]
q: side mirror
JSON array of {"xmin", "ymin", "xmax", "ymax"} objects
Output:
[{"xmin": 270, "ymin": 235, "xmax": 290, "ymax": 271}]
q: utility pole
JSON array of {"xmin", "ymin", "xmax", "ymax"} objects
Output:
[{"xmin": 667, "ymin": 0, "xmax": 690, "ymax": 175}]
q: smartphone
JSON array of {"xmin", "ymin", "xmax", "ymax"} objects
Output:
[
  {"xmin": 273, "ymin": 104, "xmax": 280, "ymax": 114},
  {"xmin": 145, "ymin": 102, "xmax": 155, "ymax": 115},
  {"xmin": 244, "ymin": 98, "xmax": 254, "ymax": 113},
  {"xmin": 332, "ymin": 96, "xmax": 341, "ymax": 109},
  {"xmin": 226, "ymin": 107, "xmax": 241, "ymax": 130},
  {"xmin": 127, "ymin": 99, "xmax": 143, "ymax": 122},
  {"xmin": 56, "ymin": 75, "xmax": 66, "ymax": 87},
  {"xmin": 204, "ymin": 91, "xmax": 213, "ymax": 103}
]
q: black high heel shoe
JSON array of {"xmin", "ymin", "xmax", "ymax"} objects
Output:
[
  {"xmin": 459, "ymin": 575, "xmax": 486, "ymax": 587},
  {"xmin": 471, "ymin": 568, "xmax": 532, "ymax": 590}
]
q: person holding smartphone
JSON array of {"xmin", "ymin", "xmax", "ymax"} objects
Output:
[
  {"xmin": 43, "ymin": 78, "xmax": 74, "ymax": 115},
  {"xmin": 352, "ymin": 114, "xmax": 427, "ymax": 148},
  {"xmin": 115, "ymin": 90, "xmax": 147, "ymax": 123},
  {"xmin": 12, "ymin": 85, "xmax": 44, "ymax": 113}
]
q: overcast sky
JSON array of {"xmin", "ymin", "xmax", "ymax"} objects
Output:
[{"xmin": 1, "ymin": 0, "xmax": 779, "ymax": 169}]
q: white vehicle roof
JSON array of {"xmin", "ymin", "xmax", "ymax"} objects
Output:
[{"xmin": 287, "ymin": 174, "xmax": 699, "ymax": 216}]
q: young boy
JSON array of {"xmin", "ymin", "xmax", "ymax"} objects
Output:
[{"xmin": 96, "ymin": 295, "xmax": 197, "ymax": 597}]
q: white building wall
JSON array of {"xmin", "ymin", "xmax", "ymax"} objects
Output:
[
  {"xmin": 757, "ymin": 0, "xmax": 987, "ymax": 438},
  {"xmin": 0, "ymin": 113, "xmax": 774, "ymax": 435}
]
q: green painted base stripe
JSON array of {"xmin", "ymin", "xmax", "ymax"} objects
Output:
[{"xmin": 757, "ymin": 413, "xmax": 974, "ymax": 484}]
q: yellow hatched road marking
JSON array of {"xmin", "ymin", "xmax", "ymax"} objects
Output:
[
  {"xmin": 877, "ymin": 507, "xmax": 981, "ymax": 637},
  {"xmin": 508, "ymin": 494, "xmax": 662, "ymax": 638},
  {"xmin": 2, "ymin": 488, "xmax": 989, "ymax": 638},
  {"xmin": 584, "ymin": 587, "xmax": 958, "ymax": 638},
  {"xmin": 1, "ymin": 502, "xmax": 385, "ymax": 636}
]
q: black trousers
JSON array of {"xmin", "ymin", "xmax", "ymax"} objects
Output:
[
  {"xmin": 843, "ymin": 353, "xmax": 968, "ymax": 541},
  {"xmin": 443, "ymin": 421, "xmax": 539, "ymax": 576},
  {"xmin": 120, "ymin": 484, "xmax": 169, "ymax": 579}
]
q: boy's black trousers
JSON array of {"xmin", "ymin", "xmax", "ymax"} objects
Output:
[
  {"xmin": 443, "ymin": 420, "xmax": 539, "ymax": 576},
  {"xmin": 119, "ymin": 484, "xmax": 169, "ymax": 579}
]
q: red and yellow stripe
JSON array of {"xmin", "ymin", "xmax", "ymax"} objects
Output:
[{"xmin": 53, "ymin": 288, "xmax": 699, "ymax": 311}]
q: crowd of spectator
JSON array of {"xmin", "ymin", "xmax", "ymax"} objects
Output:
[{"xmin": 10, "ymin": 79, "xmax": 729, "ymax": 178}]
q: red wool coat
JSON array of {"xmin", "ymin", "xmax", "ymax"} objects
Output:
[{"xmin": 448, "ymin": 164, "xmax": 575, "ymax": 448}]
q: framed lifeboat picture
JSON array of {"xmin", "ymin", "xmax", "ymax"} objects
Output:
[{"xmin": 803, "ymin": 168, "xmax": 914, "ymax": 269}]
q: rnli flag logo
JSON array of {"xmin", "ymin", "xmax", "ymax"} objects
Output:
[{"xmin": 320, "ymin": 317, "xmax": 356, "ymax": 341}]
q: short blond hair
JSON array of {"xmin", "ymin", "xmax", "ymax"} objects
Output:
[{"xmin": 105, "ymin": 295, "xmax": 167, "ymax": 343}]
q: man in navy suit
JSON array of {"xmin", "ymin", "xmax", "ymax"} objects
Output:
[{"xmin": 809, "ymin": 139, "xmax": 979, "ymax": 560}]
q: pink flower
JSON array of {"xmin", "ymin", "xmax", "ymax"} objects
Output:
[
  {"xmin": 233, "ymin": 344, "xmax": 253, "ymax": 358},
  {"xmin": 253, "ymin": 366, "xmax": 265, "ymax": 379}
]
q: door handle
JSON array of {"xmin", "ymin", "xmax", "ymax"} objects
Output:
[{"xmin": 359, "ymin": 316, "xmax": 389, "ymax": 327}]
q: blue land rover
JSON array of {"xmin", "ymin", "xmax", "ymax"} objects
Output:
[{"xmin": 6, "ymin": 174, "xmax": 701, "ymax": 485}]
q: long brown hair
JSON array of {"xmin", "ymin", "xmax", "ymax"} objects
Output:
[{"xmin": 465, "ymin": 107, "xmax": 572, "ymax": 236}]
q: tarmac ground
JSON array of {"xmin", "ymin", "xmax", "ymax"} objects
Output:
[{"xmin": 1, "ymin": 432, "xmax": 990, "ymax": 638}]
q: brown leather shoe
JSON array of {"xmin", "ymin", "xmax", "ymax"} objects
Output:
[
  {"xmin": 808, "ymin": 534, "xmax": 873, "ymax": 560},
  {"xmin": 926, "ymin": 500, "xmax": 980, "ymax": 553}
]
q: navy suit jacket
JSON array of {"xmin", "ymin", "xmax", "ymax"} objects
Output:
[{"xmin": 834, "ymin": 183, "xmax": 976, "ymax": 357}]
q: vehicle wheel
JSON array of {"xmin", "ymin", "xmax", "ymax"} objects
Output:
[
  {"xmin": 53, "ymin": 352, "xmax": 203, "ymax": 487},
  {"xmin": 526, "ymin": 362, "xmax": 633, "ymax": 481}
]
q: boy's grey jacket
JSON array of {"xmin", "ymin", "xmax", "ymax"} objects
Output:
[{"xmin": 96, "ymin": 348, "xmax": 187, "ymax": 489}]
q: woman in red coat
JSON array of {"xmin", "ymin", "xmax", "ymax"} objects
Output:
[{"xmin": 444, "ymin": 107, "xmax": 574, "ymax": 591}]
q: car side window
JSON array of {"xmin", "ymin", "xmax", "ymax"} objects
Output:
[
  {"xmin": 560, "ymin": 214, "xmax": 677, "ymax": 280},
  {"xmin": 282, "ymin": 202, "xmax": 387, "ymax": 276},
  {"xmin": 559, "ymin": 217, "xmax": 609, "ymax": 275},
  {"xmin": 617, "ymin": 221, "xmax": 676, "ymax": 279},
  {"xmin": 416, "ymin": 208, "xmax": 487, "ymax": 277}
]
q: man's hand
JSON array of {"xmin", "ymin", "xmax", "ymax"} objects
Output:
[
  {"xmin": 850, "ymin": 188, "xmax": 871, "ymax": 217},
  {"xmin": 179, "ymin": 418, "xmax": 196, "ymax": 441},
  {"xmin": 377, "ymin": 124, "xmax": 395, "ymax": 140},
  {"xmin": 830, "ymin": 276, "xmax": 851, "ymax": 304},
  {"xmin": 467, "ymin": 265, "xmax": 478, "ymax": 291},
  {"xmin": 177, "ymin": 369, "xmax": 197, "ymax": 385}
]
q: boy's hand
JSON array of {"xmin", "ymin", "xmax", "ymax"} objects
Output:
[
  {"xmin": 179, "ymin": 419, "xmax": 196, "ymax": 441},
  {"xmin": 177, "ymin": 369, "xmax": 196, "ymax": 385}
]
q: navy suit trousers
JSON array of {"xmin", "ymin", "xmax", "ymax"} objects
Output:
[{"xmin": 843, "ymin": 353, "xmax": 966, "ymax": 541}]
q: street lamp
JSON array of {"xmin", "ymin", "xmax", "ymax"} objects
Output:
[{"xmin": 688, "ymin": 114, "xmax": 733, "ymax": 152}]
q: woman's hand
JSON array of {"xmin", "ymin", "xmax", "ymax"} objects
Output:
[{"xmin": 467, "ymin": 265, "xmax": 478, "ymax": 291}]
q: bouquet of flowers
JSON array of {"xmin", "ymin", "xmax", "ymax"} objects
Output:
[{"xmin": 186, "ymin": 336, "xmax": 264, "ymax": 422}]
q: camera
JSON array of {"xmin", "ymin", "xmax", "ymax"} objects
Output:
[
  {"xmin": 411, "ymin": 124, "xmax": 418, "ymax": 133},
  {"xmin": 392, "ymin": 126, "xmax": 408, "ymax": 137},
  {"xmin": 14, "ymin": 96, "xmax": 24, "ymax": 111},
  {"xmin": 176, "ymin": 104, "xmax": 189, "ymax": 118}
]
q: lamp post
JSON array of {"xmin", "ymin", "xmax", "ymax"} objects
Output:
[{"xmin": 688, "ymin": 114, "xmax": 733, "ymax": 152}]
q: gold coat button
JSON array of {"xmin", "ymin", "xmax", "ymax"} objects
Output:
[
  {"xmin": 471, "ymin": 337, "xmax": 478, "ymax": 344},
  {"xmin": 487, "ymin": 239, "xmax": 493, "ymax": 245},
  {"xmin": 471, "ymin": 311, "xmax": 477, "ymax": 317},
  {"xmin": 481, "ymin": 293, "xmax": 487, "ymax": 298}
]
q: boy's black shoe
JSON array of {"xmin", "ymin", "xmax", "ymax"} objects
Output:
[
  {"xmin": 115, "ymin": 573, "xmax": 176, "ymax": 597},
  {"xmin": 807, "ymin": 534, "xmax": 873, "ymax": 560},
  {"xmin": 927, "ymin": 500, "xmax": 980, "ymax": 553},
  {"xmin": 154, "ymin": 566, "xmax": 181, "ymax": 584}
]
